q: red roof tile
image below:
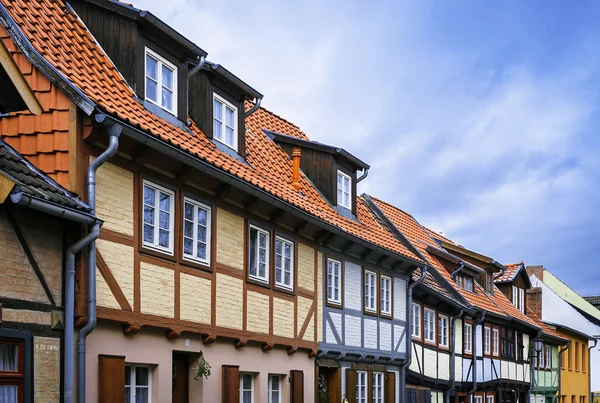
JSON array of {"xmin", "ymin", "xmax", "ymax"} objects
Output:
[{"xmin": 495, "ymin": 262, "xmax": 524, "ymax": 283}]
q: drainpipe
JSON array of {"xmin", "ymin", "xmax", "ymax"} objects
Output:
[
  {"xmin": 467, "ymin": 312, "xmax": 486, "ymax": 400},
  {"xmin": 556, "ymin": 341, "xmax": 571, "ymax": 403},
  {"xmin": 400, "ymin": 266, "xmax": 429, "ymax": 403},
  {"xmin": 244, "ymin": 97, "xmax": 262, "ymax": 117},
  {"xmin": 446, "ymin": 309, "xmax": 464, "ymax": 403},
  {"xmin": 529, "ymin": 331, "xmax": 543, "ymax": 403},
  {"xmin": 77, "ymin": 120, "xmax": 121, "ymax": 403},
  {"xmin": 451, "ymin": 263, "xmax": 465, "ymax": 279},
  {"xmin": 9, "ymin": 194, "xmax": 98, "ymax": 225},
  {"xmin": 589, "ymin": 338, "xmax": 598, "ymax": 403},
  {"xmin": 291, "ymin": 147, "xmax": 301, "ymax": 191},
  {"xmin": 357, "ymin": 168, "xmax": 369, "ymax": 183},
  {"xmin": 186, "ymin": 56, "xmax": 206, "ymax": 126}
]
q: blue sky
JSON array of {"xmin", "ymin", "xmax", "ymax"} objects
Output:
[{"xmin": 135, "ymin": 0, "xmax": 600, "ymax": 296}]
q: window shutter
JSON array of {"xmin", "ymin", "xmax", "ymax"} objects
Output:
[
  {"xmin": 222, "ymin": 365, "xmax": 240, "ymax": 403},
  {"xmin": 345, "ymin": 369, "xmax": 357, "ymax": 402},
  {"xmin": 98, "ymin": 355, "xmax": 125, "ymax": 403},
  {"xmin": 410, "ymin": 388, "xmax": 418, "ymax": 403},
  {"xmin": 385, "ymin": 372, "xmax": 396, "ymax": 403},
  {"xmin": 290, "ymin": 370, "xmax": 304, "ymax": 403}
]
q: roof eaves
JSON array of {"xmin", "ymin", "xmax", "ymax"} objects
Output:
[
  {"xmin": 205, "ymin": 61, "xmax": 262, "ymax": 100},
  {"xmin": 0, "ymin": 2, "xmax": 96, "ymax": 115},
  {"xmin": 425, "ymin": 244, "xmax": 485, "ymax": 274}
]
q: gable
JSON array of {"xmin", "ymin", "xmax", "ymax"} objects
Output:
[{"xmin": 0, "ymin": 36, "xmax": 41, "ymax": 114}]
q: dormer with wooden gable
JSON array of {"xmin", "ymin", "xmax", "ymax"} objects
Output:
[
  {"xmin": 69, "ymin": 0, "xmax": 262, "ymax": 158},
  {"xmin": 495, "ymin": 262, "xmax": 531, "ymax": 314},
  {"xmin": 264, "ymin": 130, "xmax": 369, "ymax": 217}
]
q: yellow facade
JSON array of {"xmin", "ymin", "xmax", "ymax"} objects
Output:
[{"xmin": 559, "ymin": 328, "xmax": 590, "ymax": 403}]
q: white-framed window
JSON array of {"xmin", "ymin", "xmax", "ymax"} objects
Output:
[
  {"xmin": 424, "ymin": 308, "xmax": 436, "ymax": 343},
  {"xmin": 249, "ymin": 225, "xmax": 270, "ymax": 283},
  {"xmin": 380, "ymin": 275, "xmax": 392, "ymax": 315},
  {"xmin": 142, "ymin": 180, "xmax": 175, "ymax": 254},
  {"xmin": 439, "ymin": 314, "xmax": 449, "ymax": 348},
  {"xmin": 145, "ymin": 47, "xmax": 176, "ymax": 114},
  {"xmin": 336, "ymin": 170, "xmax": 351, "ymax": 209},
  {"xmin": 364, "ymin": 270, "xmax": 377, "ymax": 312},
  {"xmin": 182, "ymin": 198, "xmax": 211, "ymax": 265},
  {"xmin": 275, "ymin": 236, "xmax": 294, "ymax": 290},
  {"xmin": 474, "ymin": 396, "xmax": 483, "ymax": 403},
  {"xmin": 486, "ymin": 395, "xmax": 495, "ymax": 403},
  {"xmin": 240, "ymin": 373, "xmax": 254, "ymax": 403},
  {"xmin": 125, "ymin": 364, "xmax": 151, "ymax": 403},
  {"xmin": 372, "ymin": 372, "xmax": 384, "ymax": 403},
  {"xmin": 539, "ymin": 344, "xmax": 545, "ymax": 368},
  {"xmin": 545, "ymin": 345, "xmax": 551, "ymax": 369},
  {"xmin": 412, "ymin": 303, "xmax": 421, "ymax": 338},
  {"xmin": 512, "ymin": 286, "xmax": 518, "ymax": 307},
  {"xmin": 519, "ymin": 288, "xmax": 525, "ymax": 313},
  {"xmin": 356, "ymin": 371, "xmax": 367, "ymax": 403},
  {"xmin": 464, "ymin": 276, "xmax": 473, "ymax": 292},
  {"xmin": 464, "ymin": 323, "xmax": 473, "ymax": 354},
  {"xmin": 268, "ymin": 374, "xmax": 281, "ymax": 403},
  {"xmin": 492, "ymin": 328, "xmax": 499, "ymax": 357},
  {"xmin": 327, "ymin": 259, "xmax": 342, "ymax": 305},
  {"xmin": 213, "ymin": 93, "xmax": 238, "ymax": 150},
  {"xmin": 484, "ymin": 326, "xmax": 491, "ymax": 355}
]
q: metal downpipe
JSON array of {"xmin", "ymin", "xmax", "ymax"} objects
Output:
[
  {"xmin": 446, "ymin": 309, "xmax": 464, "ymax": 403},
  {"xmin": 589, "ymin": 338, "xmax": 598, "ymax": 403},
  {"xmin": 400, "ymin": 266, "xmax": 429, "ymax": 403},
  {"xmin": 77, "ymin": 123, "xmax": 121, "ymax": 403},
  {"xmin": 529, "ymin": 331, "xmax": 543, "ymax": 403},
  {"xmin": 556, "ymin": 341, "xmax": 570, "ymax": 403},
  {"xmin": 467, "ymin": 312, "xmax": 486, "ymax": 400},
  {"xmin": 451, "ymin": 263, "xmax": 465, "ymax": 279},
  {"xmin": 244, "ymin": 97, "xmax": 262, "ymax": 117}
]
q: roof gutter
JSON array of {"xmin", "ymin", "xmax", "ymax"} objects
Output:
[
  {"xmin": 9, "ymin": 193, "xmax": 98, "ymax": 225},
  {"xmin": 138, "ymin": 11, "xmax": 207, "ymax": 57},
  {"xmin": 94, "ymin": 113, "xmax": 426, "ymax": 269},
  {"xmin": 400, "ymin": 266, "xmax": 429, "ymax": 403}
]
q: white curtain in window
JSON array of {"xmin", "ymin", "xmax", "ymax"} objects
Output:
[
  {"xmin": 0, "ymin": 344, "xmax": 17, "ymax": 371},
  {"xmin": 0, "ymin": 386, "xmax": 18, "ymax": 403}
]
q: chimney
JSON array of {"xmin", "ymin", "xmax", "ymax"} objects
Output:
[
  {"xmin": 527, "ymin": 287, "xmax": 543, "ymax": 319},
  {"xmin": 526, "ymin": 265, "xmax": 544, "ymax": 281},
  {"xmin": 291, "ymin": 147, "xmax": 301, "ymax": 191}
]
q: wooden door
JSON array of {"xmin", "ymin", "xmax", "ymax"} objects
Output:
[
  {"xmin": 318, "ymin": 366, "xmax": 340, "ymax": 403},
  {"xmin": 172, "ymin": 352, "xmax": 189, "ymax": 403}
]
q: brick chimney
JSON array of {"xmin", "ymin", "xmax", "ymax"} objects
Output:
[
  {"xmin": 526, "ymin": 265, "xmax": 544, "ymax": 281},
  {"xmin": 291, "ymin": 147, "xmax": 301, "ymax": 191},
  {"xmin": 527, "ymin": 287, "xmax": 543, "ymax": 319}
]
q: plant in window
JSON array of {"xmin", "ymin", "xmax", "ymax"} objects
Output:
[{"xmin": 192, "ymin": 350, "xmax": 211, "ymax": 380}]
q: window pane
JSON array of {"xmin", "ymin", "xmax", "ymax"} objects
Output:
[
  {"xmin": 135, "ymin": 387, "xmax": 148, "ymax": 403},
  {"xmin": 284, "ymin": 271, "xmax": 290, "ymax": 285},
  {"xmin": 159, "ymin": 211, "xmax": 170, "ymax": 229},
  {"xmin": 162, "ymin": 88, "xmax": 173, "ymax": 111},
  {"xmin": 226, "ymin": 106, "xmax": 235, "ymax": 126},
  {"xmin": 143, "ymin": 206, "xmax": 154, "ymax": 225},
  {"xmin": 159, "ymin": 192, "xmax": 170, "ymax": 211},
  {"xmin": 242, "ymin": 374, "xmax": 251, "ymax": 389},
  {"xmin": 0, "ymin": 385, "xmax": 18, "ymax": 402},
  {"xmin": 125, "ymin": 366, "xmax": 131, "ymax": 386},
  {"xmin": 242, "ymin": 391, "xmax": 252, "ymax": 403},
  {"xmin": 226, "ymin": 127, "xmax": 235, "ymax": 145},
  {"xmin": 183, "ymin": 238, "xmax": 193, "ymax": 255},
  {"xmin": 214, "ymin": 99, "xmax": 222, "ymax": 121},
  {"xmin": 213, "ymin": 120, "xmax": 222, "ymax": 140},
  {"xmin": 198, "ymin": 208, "xmax": 207, "ymax": 225},
  {"xmin": 249, "ymin": 229, "xmax": 257, "ymax": 276},
  {"xmin": 125, "ymin": 387, "xmax": 131, "ymax": 403},
  {"xmin": 143, "ymin": 224, "xmax": 154, "ymax": 243},
  {"xmin": 184, "ymin": 203, "xmax": 193, "ymax": 220},
  {"xmin": 162, "ymin": 65, "xmax": 173, "ymax": 89},
  {"xmin": 159, "ymin": 229, "xmax": 169, "ymax": 247},
  {"xmin": 136, "ymin": 367, "xmax": 149, "ymax": 386},
  {"xmin": 146, "ymin": 55, "xmax": 157, "ymax": 79},
  {"xmin": 184, "ymin": 220, "xmax": 193, "ymax": 238},
  {"xmin": 197, "ymin": 243, "xmax": 206, "ymax": 260},
  {"xmin": 144, "ymin": 186, "xmax": 155, "ymax": 206},
  {"xmin": 0, "ymin": 343, "xmax": 18, "ymax": 372},
  {"xmin": 198, "ymin": 225, "xmax": 206, "ymax": 242},
  {"xmin": 146, "ymin": 78, "xmax": 157, "ymax": 102}
]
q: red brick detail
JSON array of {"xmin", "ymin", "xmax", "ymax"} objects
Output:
[{"xmin": 527, "ymin": 287, "xmax": 543, "ymax": 319}]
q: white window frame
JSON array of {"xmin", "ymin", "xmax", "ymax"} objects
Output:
[
  {"xmin": 372, "ymin": 372, "xmax": 384, "ymax": 403},
  {"xmin": 327, "ymin": 258, "xmax": 342, "ymax": 305},
  {"xmin": 213, "ymin": 93, "xmax": 238, "ymax": 151},
  {"xmin": 239, "ymin": 373, "xmax": 254, "ymax": 403},
  {"xmin": 412, "ymin": 303, "xmax": 421, "ymax": 339},
  {"xmin": 439, "ymin": 314, "xmax": 449, "ymax": 348},
  {"xmin": 486, "ymin": 395, "xmax": 495, "ymax": 403},
  {"xmin": 380, "ymin": 275, "xmax": 392, "ymax": 316},
  {"xmin": 274, "ymin": 236, "xmax": 294, "ymax": 290},
  {"xmin": 356, "ymin": 371, "xmax": 367, "ymax": 403},
  {"xmin": 125, "ymin": 364, "xmax": 151, "ymax": 403},
  {"xmin": 336, "ymin": 170, "xmax": 352, "ymax": 209},
  {"xmin": 545, "ymin": 345, "xmax": 551, "ymax": 369},
  {"xmin": 519, "ymin": 288, "xmax": 525, "ymax": 313},
  {"xmin": 464, "ymin": 276, "xmax": 473, "ymax": 292},
  {"xmin": 492, "ymin": 328, "xmax": 499, "ymax": 357},
  {"xmin": 144, "ymin": 47, "xmax": 177, "ymax": 114},
  {"xmin": 142, "ymin": 180, "xmax": 175, "ymax": 254},
  {"xmin": 182, "ymin": 197, "xmax": 211, "ymax": 265},
  {"xmin": 539, "ymin": 344, "xmax": 545, "ymax": 368},
  {"xmin": 484, "ymin": 326, "xmax": 491, "ymax": 355},
  {"xmin": 474, "ymin": 396, "xmax": 483, "ymax": 403},
  {"xmin": 248, "ymin": 225, "xmax": 270, "ymax": 284},
  {"xmin": 268, "ymin": 374, "xmax": 281, "ymax": 403},
  {"xmin": 364, "ymin": 270, "xmax": 377, "ymax": 312},
  {"xmin": 465, "ymin": 323, "xmax": 473, "ymax": 354},
  {"xmin": 424, "ymin": 308, "xmax": 436, "ymax": 343},
  {"xmin": 512, "ymin": 286, "xmax": 518, "ymax": 307}
]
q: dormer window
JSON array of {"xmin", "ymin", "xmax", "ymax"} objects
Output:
[
  {"xmin": 456, "ymin": 274, "xmax": 474, "ymax": 292},
  {"xmin": 145, "ymin": 48, "xmax": 177, "ymax": 114},
  {"xmin": 337, "ymin": 170, "xmax": 351, "ymax": 209},
  {"xmin": 213, "ymin": 93, "xmax": 238, "ymax": 150}
]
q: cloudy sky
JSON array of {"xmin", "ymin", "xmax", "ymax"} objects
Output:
[{"xmin": 134, "ymin": 0, "xmax": 600, "ymax": 295}]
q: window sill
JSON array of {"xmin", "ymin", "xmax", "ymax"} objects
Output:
[
  {"xmin": 326, "ymin": 300, "xmax": 343, "ymax": 309},
  {"xmin": 247, "ymin": 276, "xmax": 270, "ymax": 289},
  {"xmin": 424, "ymin": 339, "xmax": 437, "ymax": 347},
  {"xmin": 363, "ymin": 309, "xmax": 378, "ymax": 318},
  {"xmin": 180, "ymin": 257, "xmax": 212, "ymax": 272},
  {"xmin": 379, "ymin": 312, "xmax": 393, "ymax": 320},
  {"xmin": 140, "ymin": 246, "xmax": 177, "ymax": 263},
  {"xmin": 274, "ymin": 286, "xmax": 295, "ymax": 297},
  {"xmin": 438, "ymin": 345, "xmax": 450, "ymax": 352}
]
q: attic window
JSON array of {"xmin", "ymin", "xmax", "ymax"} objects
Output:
[
  {"xmin": 456, "ymin": 274, "xmax": 474, "ymax": 292},
  {"xmin": 145, "ymin": 48, "xmax": 177, "ymax": 114},
  {"xmin": 213, "ymin": 93, "xmax": 238, "ymax": 150},
  {"xmin": 337, "ymin": 170, "xmax": 351, "ymax": 209}
]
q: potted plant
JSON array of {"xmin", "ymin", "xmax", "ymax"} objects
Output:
[{"xmin": 192, "ymin": 350, "xmax": 211, "ymax": 380}]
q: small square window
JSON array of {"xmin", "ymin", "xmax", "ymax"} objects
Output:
[
  {"xmin": 145, "ymin": 48, "xmax": 177, "ymax": 114},
  {"xmin": 336, "ymin": 170, "xmax": 351, "ymax": 209},
  {"xmin": 275, "ymin": 236, "xmax": 294, "ymax": 290},
  {"xmin": 327, "ymin": 259, "xmax": 342, "ymax": 305},
  {"xmin": 182, "ymin": 198, "xmax": 211, "ymax": 265},
  {"xmin": 249, "ymin": 225, "xmax": 270, "ymax": 283},
  {"xmin": 142, "ymin": 180, "xmax": 175, "ymax": 254},
  {"xmin": 364, "ymin": 270, "xmax": 377, "ymax": 312},
  {"xmin": 213, "ymin": 93, "xmax": 238, "ymax": 150}
]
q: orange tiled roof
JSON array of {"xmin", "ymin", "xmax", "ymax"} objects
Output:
[
  {"xmin": 495, "ymin": 262, "xmax": 524, "ymax": 283},
  {"xmin": 424, "ymin": 226, "xmax": 456, "ymax": 245},
  {"xmin": 0, "ymin": 0, "xmax": 425, "ymax": 264}
]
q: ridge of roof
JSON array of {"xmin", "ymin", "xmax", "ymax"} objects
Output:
[{"xmin": 495, "ymin": 261, "xmax": 525, "ymax": 283}]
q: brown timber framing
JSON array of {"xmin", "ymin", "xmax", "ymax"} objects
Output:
[{"xmin": 83, "ymin": 144, "xmax": 319, "ymax": 354}]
